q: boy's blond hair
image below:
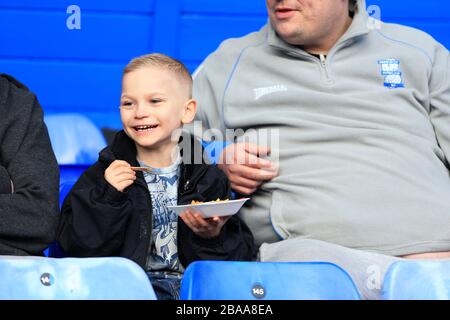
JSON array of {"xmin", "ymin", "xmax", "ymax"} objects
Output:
[{"xmin": 123, "ymin": 53, "xmax": 193, "ymax": 97}]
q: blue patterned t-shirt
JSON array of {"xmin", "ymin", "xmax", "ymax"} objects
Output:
[{"xmin": 139, "ymin": 156, "xmax": 184, "ymax": 275}]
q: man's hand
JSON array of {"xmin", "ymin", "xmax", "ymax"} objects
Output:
[
  {"xmin": 104, "ymin": 160, "xmax": 136, "ymax": 192},
  {"xmin": 180, "ymin": 209, "xmax": 231, "ymax": 239},
  {"xmin": 218, "ymin": 142, "xmax": 278, "ymax": 195}
]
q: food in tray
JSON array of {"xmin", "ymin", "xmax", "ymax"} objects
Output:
[{"xmin": 190, "ymin": 198, "xmax": 229, "ymax": 205}]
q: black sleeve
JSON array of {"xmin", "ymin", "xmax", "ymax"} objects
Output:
[
  {"xmin": 0, "ymin": 82, "xmax": 60, "ymax": 255},
  {"xmin": 57, "ymin": 162, "xmax": 133, "ymax": 257},
  {"xmin": 178, "ymin": 166, "xmax": 257, "ymax": 267},
  {"xmin": 0, "ymin": 165, "xmax": 12, "ymax": 194}
]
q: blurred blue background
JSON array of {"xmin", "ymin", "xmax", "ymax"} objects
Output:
[{"xmin": 0, "ymin": 0, "xmax": 449, "ymax": 131}]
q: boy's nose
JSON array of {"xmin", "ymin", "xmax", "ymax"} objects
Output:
[{"xmin": 134, "ymin": 103, "xmax": 151, "ymax": 118}]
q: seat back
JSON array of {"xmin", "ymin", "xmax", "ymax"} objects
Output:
[
  {"xmin": 180, "ymin": 261, "xmax": 360, "ymax": 300},
  {"xmin": 0, "ymin": 256, "xmax": 156, "ymax": 300},
  {"xmin": 44, "ymin": 180, "xmax": 76, "ymax": 257},
  {"xmin": 382, "ymin": 260, "xmax": 450, "ymax": 300},
  {"xmin": 45, "ymin": 113, "xmax": 106, "ymax": 165},
  {"xmin": 59, "ymin": 180, "xmax": 76, "ymax": 208},
  {"xmin": 59, "ymin": 164, "xmax": 90, "ymax": 185}
]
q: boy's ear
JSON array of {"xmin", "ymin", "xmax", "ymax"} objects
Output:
[{"xmin": 181, "ymin": 99, "xmax": 197, "ymax": 124}]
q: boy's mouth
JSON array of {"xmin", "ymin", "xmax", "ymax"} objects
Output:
[{"xmin": 133, "ymin": 124, "xmax": 159, "ymax": 132}]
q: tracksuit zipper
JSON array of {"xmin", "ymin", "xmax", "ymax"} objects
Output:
[
  {"xmin": 287, "ymin": 50, "xmax": 334, "ymax": 86},
  {"xmin": 319, "ymin": 53, "xmax": 333, "ymax": 85},
  {"xmin": 283, "ymin": 38, "xmax": 356, "ymax": 86}
]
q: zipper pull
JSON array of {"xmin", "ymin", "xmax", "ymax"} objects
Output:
[
  {"xmin": 319, "ymin": 54, "xmax": 333, "ymax": 85},
  {"xmin": 320, "ymin": 54, "xmax": 327, "ymax": 68}
]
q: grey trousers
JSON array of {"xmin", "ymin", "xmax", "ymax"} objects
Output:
[{"xmin": 259, "ymin": 238, "xmax": 401, "ymax": 300}]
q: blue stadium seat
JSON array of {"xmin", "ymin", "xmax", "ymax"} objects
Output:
[
  {"xmin": 0, "ymin": 256, "xmax": 157, "ymax": 300},
  {"xmin": 382, "ymin": 260, "xmax": 450, "ymax": 300},
  {"xmin": 45, "ymin": 113, "xmax": 106, "ymax": 165},
  {"xmin": 59, "ymin": 180, "xmax": 76, "ymax": 208},
  {"xmin": 45, "ymin": 113, "xmax": 104, "ymax": 186},
  {"xmin": 59, "ymin": 164, "xmax": 91, "ymax": 186},
  {"xmin": 43, "ymin": 180, "xmax": 75, "ymax": 257},
  {"xmin": 180, "ymin": 261, "xmax": 360, "ymax": 300},
  {"xmin": 45, "ymin": 242, "xmax": 66, "ymax": 259}
]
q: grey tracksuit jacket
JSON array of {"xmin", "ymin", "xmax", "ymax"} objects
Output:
[{"xmin": 192, "ymin": 0, "xmax": 450, "ymax": 256}]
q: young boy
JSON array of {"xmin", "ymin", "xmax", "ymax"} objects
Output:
[{"xmin": 57, "ymin": 54, "xmax": 255, "ymax": 300}]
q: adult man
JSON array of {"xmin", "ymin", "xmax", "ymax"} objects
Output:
[
  {"xmin": 0, "ymin": 74, "xmax": 60, "ymax": 256},
  {"xmin": 192, "ymin": 0, "xmax": 450, "ymax": 299}
]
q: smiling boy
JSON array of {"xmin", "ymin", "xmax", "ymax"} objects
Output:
[{"xmin": 57, "ymin": 54, "xmax": 255, "ymax": 300}]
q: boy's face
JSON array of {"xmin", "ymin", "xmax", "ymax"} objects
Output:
[{"xmin": 120, "ymin": 66, "xmax": 195, "ymax": 152}]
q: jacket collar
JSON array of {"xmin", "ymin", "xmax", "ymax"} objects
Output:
[
  {"xmin": 99, "ymin": 130, "xmax": 209, "ymax": 168},
  {"xmin": 98, "ymin": 130, "xmax": 138, "ymax": 165},
  {"xmin": 267, "ymin": 0, "xmax": 369, "ymax": 55}
]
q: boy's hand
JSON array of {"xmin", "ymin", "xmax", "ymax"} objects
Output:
[
  {"xmin": 180, "ymin": 209, "xmax": 231, "ymax": 239},
  {"xmin": 104, "ymin": 160, "xmax": 136, "ymax": 192}
]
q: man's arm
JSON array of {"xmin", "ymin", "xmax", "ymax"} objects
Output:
[
  {"xmin": 0, "ymin": 93, "xmax": 60, "ymax": 255},
  {"xmin": 429, "ymin": 46, "xmax": 450, "ymax": 163}
]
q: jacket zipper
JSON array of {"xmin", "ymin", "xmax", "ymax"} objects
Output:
[
  {"xmin": 179, "ymin": 164, "xmax": 209, "ymax": 198},
  {"xmin": 287, "ymin": 51, "xmax": 334, "ymax": 86},
  {"xmin": 316, "ymin": 36, "xmax": 358, "ymax": 85},
  {"xmin": 319, "ymin": 54, "xmax": 333, "ymax": 85},
  {"xmin": 285, "ymin": 37, "xmax": 357, "ymax": 86},
  {"xmin": 176, "ymin": 164, "xmax": 208, "ymax": 268},
  {"xmin": 135, "ymin": 176, "xmax": 153, "ymax": 269}
]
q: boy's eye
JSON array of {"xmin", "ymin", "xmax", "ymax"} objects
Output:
[
  {"xmin": 150, "ymin": 98, "xmax": 163, "ymax": 104},
  {"xmin": 121, "ymin": 101, "xmax": 134, "ymax": 108}
]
